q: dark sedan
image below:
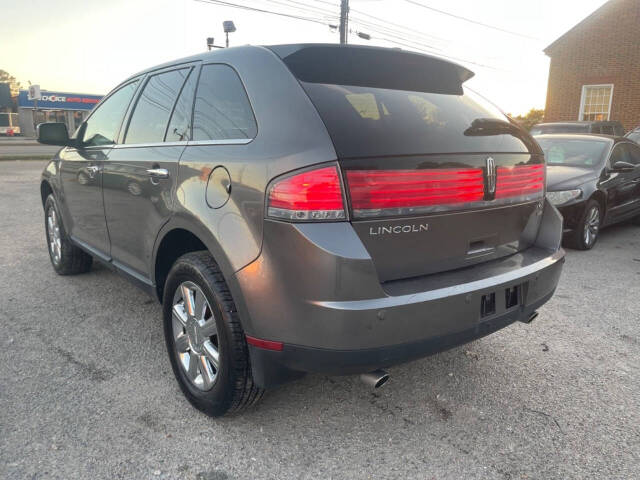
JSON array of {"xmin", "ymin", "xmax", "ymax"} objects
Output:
[
  {"xmin": 626, "ymin": 127, "xmax": 640, "ymax": 144},
  {"xmin": 535, "ymin": 134, "xmax": 640, "ymax": 249}
]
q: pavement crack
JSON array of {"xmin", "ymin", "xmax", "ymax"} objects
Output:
[
  {"xmin": 523, "ymin": 406, "xmax": 565, "ymax": 434},
  {"xmin": 53, "ymin": 346, "xmax": 113, "ymax": 382}
]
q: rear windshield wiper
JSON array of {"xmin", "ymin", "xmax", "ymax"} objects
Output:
[{"xmin": 464, "ymin": 118, "xmax": 522, "ymax": 137}]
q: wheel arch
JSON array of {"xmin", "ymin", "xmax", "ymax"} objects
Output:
[
  {"xmin": 40, "ymin": 180, "xmax": 54, "ymax": 207},
  {"xmin": 151, "ymin": 217, "xmax": 254, "ymax": 332},
  {"xmin": 590, "ymin": 190, "xmax": 607, "ymax": 220}
]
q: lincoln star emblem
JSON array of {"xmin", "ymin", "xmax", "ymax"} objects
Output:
[{"xmin": 486, "ymin": 157, "xmax": 496, "ymax": 196}]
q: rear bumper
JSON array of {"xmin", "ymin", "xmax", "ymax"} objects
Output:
[{"xmin": 236, "ymin": 200, "xmax": 564, "ymax": 388}]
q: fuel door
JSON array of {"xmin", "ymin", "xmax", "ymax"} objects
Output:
[{"xmin": 206, "ymin": 166, "xmax": 232, "ymax": 209}]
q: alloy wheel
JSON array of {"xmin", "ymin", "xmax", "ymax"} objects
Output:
[
  {"xmin": 583, "ymin": 205, "xmax": 600, "ymax": 247},
  {"xmin": 47, "ymin": 207, "xmax": 62, "ymax": 265},
  {"xmin": 172, "ymin": 281, "xmax": 220, "ymax": 391}
]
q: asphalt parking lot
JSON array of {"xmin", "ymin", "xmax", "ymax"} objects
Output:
[{"xmin": 1, "ymin": 160, "xmax": 639, "ymax": 480}]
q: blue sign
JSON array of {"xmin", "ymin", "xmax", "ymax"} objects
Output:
[{"xmin": 18, "ymin": 90, "xmax": 102, "ymax": 111}]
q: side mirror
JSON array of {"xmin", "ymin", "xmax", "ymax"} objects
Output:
[
  {"xmin": 37, "ymin": 122, "xmax": 74, "ymax": 147},
  {"xmin": 612, "ymin": 160, "xmax": 636, "ymax": 171}
]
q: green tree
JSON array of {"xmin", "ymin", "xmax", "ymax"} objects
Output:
[
  {"xmin": 512, "ymin": 108, "xmax": 545, "ymax": 131},
  {"xmin": 0, "ymin": 70, "xmax": 22, "ymax": 97}
]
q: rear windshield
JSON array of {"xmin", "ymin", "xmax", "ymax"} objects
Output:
[
  {"xmin": 536, "ymin": 137, "xmax": 609, "ymax": 168},
  {"xmin": 531, "ymin": 124, "xmax": 590, "ymax": 135},
  {"xmin": 302, "ymin": 82, "xmax": 535, "ymax": 158},
  {"xmin": 626, "ymin": 131, "xmax": 640, "ymax": 143}
]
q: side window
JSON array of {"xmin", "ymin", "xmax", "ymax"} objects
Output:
[
  {"xmin": 601, "ymin": 125, "xmax": 614, "ymax": 135},
  {"xmin": 625, "ymin": 144, "xmax": 640, "ymax": 165},
  {"xmin": 125, "ymin": 68, "xmax": 189, "ymax": 144},
  {"xmin": 609, "ymin": 144, "xmax": 639, "ymax": 167},
  {"xmin": 82, "ymin": 81, "xmax": 139, "ymax": 147},
  {"xmin": 166, "ymin": 68, "xmax": 197, "ymax": 142},
  {"xmin": 609, "ymin": 145, "xmax": 626, "ymax": 167},
  {"xmin": 192, "ymin": 64, "xmax": 257, "ymax": 141}
]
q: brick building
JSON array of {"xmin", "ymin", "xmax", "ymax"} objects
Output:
[{"xmin": 543, "ymin": 0, "xmax": 640, "ymax": 131}]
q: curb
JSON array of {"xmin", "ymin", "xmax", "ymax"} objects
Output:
[
  {"xmin": 0, "ymin": 155, "xmax": 52, "ymax": 161},
  {"xmin": 0, "ymin": 143, "xmax": 40, "ymax": 147}
]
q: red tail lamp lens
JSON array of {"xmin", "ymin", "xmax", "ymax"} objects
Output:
[
  {"xmin": 346, "ymin": 168, "xmax": 485, "ymax": 217},
  {"xmin": 267, "ymin": 166, "xmax": 346, "ymax": 221},
  {"xmin": 495, "ymin": 164, "xmax": 545, "ymax": 200}
]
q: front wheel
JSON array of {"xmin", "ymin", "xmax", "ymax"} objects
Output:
[
  {"xmin": 44, "ymin": 194, "xmax": 93, "ymax": 275},
  {"xmin": 163, "ymin": 251, "xmax": 263, "ymax": 417},
  {"xmin": 565, "ymin": 199, "xmax": 601, "ymax": 250}
]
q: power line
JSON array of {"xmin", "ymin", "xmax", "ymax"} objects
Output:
[
  {"xmin": 306, "ymin": 0, "xmax": 340, "ymax": 6},
  {"xmin": 349, "ymin": 18, "xmax": 510, "ymax": 70},
  {"xmin": 194, "ymin": 0, "xmax": 503, "ymax": 70},
  {"xmin": 403, "ymin": 0, "xmax": 541, "ymax": 40},
  {"xmin": 349, "ymin": 16, "xmax": 444, "ymax": 51},
  {"xmin": 349, "ymin": 19, "xmax": 442, "ymax": 52},
  {"xmin": 349, "ymin": 14, "xmax": 444, "ymax": 46},
  {"xmin": 194, "ymin": 0, "xmax": 332, "ymax": 26},
  {"xmin": 349, "ymin": 6, "xmax": 446, "ymax": 45},
  {"xmin": 254, "ymin": 0, "xmax": 338, "ymax": 19},
  {"xmin": 367, "ymin": 33, "xmax": 502, "ymax": 70}
]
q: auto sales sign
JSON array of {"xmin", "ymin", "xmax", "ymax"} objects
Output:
[{"xmin": 18, "ymin": 90, "xmax": 102, "ymax": 111}]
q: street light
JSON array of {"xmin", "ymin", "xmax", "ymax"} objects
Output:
[
  {"xmin": 223, "ymin": 20, "xmax": 236, "ymax": 48},
  {"xmin": 206, "ymin": 37, "xmax": 215, "ymax": 51}
]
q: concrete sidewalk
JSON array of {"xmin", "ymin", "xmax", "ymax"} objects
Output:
[{"xmin": 0, "ymin": 137, "xmax": 60, "ymax": 160}]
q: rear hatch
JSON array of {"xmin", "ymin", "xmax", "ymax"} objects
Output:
[{"xmin": 272, "ymin": 45, "xmax": 545, "ymax": 282}]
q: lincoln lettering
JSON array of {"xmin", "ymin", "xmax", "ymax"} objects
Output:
[{"xmin": 369, "ymin": 224, "xmax": 429, "ymax": 236}]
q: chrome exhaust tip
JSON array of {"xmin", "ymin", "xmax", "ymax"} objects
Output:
[{"xmin": 360, "ymin": 369, "xmax": 390, "ymax": 389}]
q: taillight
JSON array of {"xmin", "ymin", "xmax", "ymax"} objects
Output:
[
  {"xmin": 346, "ymin": 168, "xmax": 485, "ymax": 218},
  {"xmin": 495, "ymin": 164, "xmax": 545, "ymax": 200},
  {"xmin": 267, "ymin": 165, "xmax": 346, "ymax": 221}
]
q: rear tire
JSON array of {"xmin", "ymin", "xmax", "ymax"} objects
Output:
[
  {"xmin": 564, "ymin": 199, "xmax": 601, "ymax": 250},
  {"xmin": 44, "ymin": 194, "xmax": 93, "ymax": 275},
  {"xmin": 163, "ymin": 251, "xmax": 264, "ymax": 417}
]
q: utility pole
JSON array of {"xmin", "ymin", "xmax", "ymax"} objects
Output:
[{"xmin": 339, "ymin": 0, "xmax": 349, "ymax": 44}]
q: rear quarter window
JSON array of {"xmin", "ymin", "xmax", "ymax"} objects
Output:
[{"xmin": 192, "ymin": 64, "xmax": 257, "ymax": 141}]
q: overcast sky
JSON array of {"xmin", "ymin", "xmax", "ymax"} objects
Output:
[{"xmin": 4, "ymin": 0, "xmax": 607, "ymax": 115}]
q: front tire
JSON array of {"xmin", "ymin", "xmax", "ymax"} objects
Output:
[
  {"xmin": 163, "ymin": 251, "xmax": 263, "ymax": 417},
  {"xmin": 564, "ymin": 199, "xmax": 601, "ymax": 250},
  {"xmin": 44, "ymin": 194, "xmax": 93, "ymax": 275}
]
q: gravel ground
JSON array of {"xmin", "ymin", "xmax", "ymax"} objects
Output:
[{"xmin": 1, "ymin": 160, "xmax": 639, "ymax": 480}]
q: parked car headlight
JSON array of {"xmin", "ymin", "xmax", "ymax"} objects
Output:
[{"xmin": 546, "ymin": 189, "xmax": 582, "ymax": 206}]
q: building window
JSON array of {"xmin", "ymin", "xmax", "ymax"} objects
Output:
[{"xmin": 579, "ymin": 84, "xmax": 613, "ymax": 121}]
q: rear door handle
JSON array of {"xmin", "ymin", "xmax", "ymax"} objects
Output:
[{"xmin": 146, "ymin": 168, "xmax": 169, "ymax": 179}]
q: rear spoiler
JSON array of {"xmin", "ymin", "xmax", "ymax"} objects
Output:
[{"xmin": 267, "ymin": 44, "xmax": 474, "ymax": 95}]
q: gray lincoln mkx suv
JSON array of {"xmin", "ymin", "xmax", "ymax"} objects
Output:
[{"xmin": 38, "ymin": 44, "xmax": 564, "ymax": 416}]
